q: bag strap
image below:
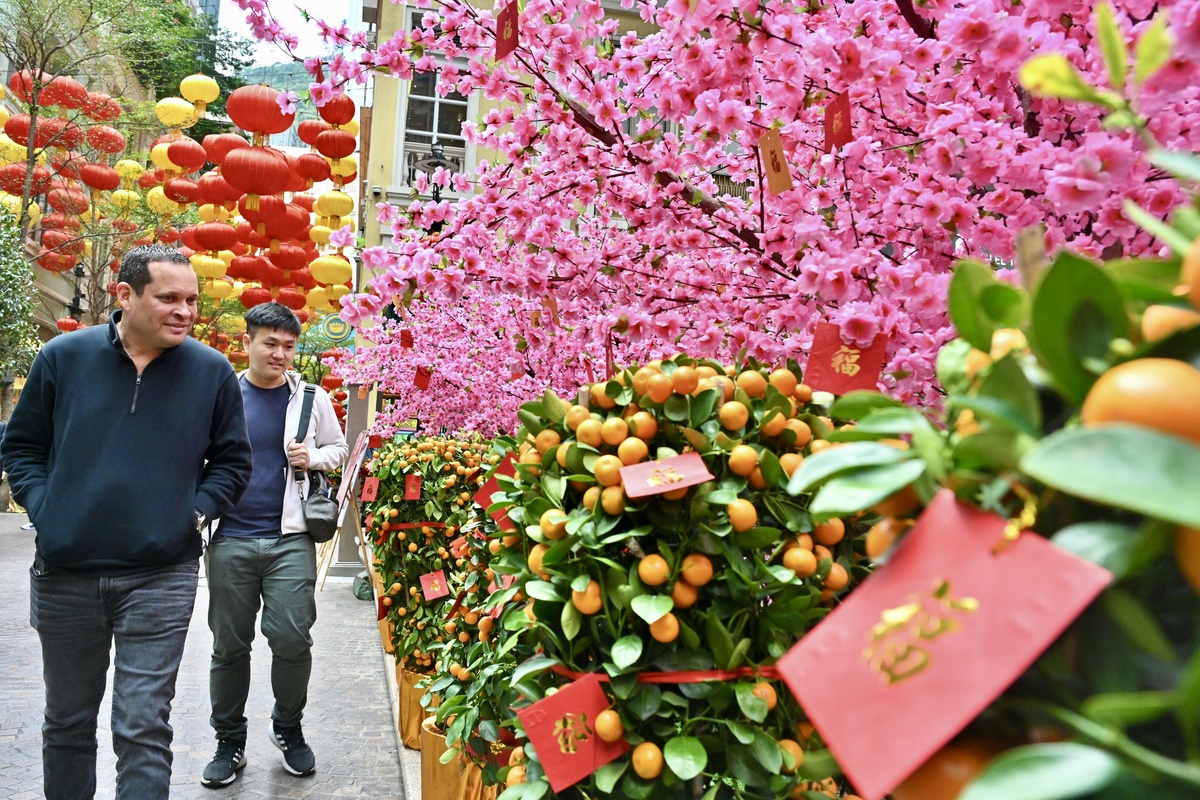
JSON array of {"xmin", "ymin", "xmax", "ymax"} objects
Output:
[{"xmin": 295, "ymin": 384, "xmax": 317, "ymax": 442}]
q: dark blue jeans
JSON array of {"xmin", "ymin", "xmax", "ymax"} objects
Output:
[
  {"xmin": 206, "ymin": 534, "xmax": 317, "ymax": 741},
  {"xmin": 29, "ymin": 554, "xmax": 199, "ymax": 800}
]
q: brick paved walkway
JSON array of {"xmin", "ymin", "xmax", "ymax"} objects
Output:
[{"xmin": 0, "ymin": 512, "xmax": 405, "ymax": 799}]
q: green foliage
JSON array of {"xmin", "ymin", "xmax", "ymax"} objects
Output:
[{"xmin": 0, "ymin": 208, "xmax": 40, "ymax": 379}]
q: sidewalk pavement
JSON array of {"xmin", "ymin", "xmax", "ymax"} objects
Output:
[{"xmin": 0, "ymin": 512, "xmax": 405, "ymax": 799}]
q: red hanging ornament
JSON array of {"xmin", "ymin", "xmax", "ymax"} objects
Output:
[
  {"xmin": 314, "ymin": 129, "xmax": 356, "ymax": 161},
  {"xmin": 297, "ymin": 119, "xmax": 331, "ymax": 147},
  {"xmin": 222, "ymin": 146, "xmax": 290, "ymax": 210},
  {"xmin": 83, "ymin": 91, "xmax": 121, "ymax": 122},
  {"xmin": 317, "ymin": 93, "xmax": 355, "ymax": 126},
  {"xmin": 167, "ymin": 136, "xmax": 207, "ymax": 173},
  {"xmin": 84, "ymin": 124, "xmax": 127, "ymax": 155},
  {"xmin": 79, "ymin": 163, "xmax": 120, "ymax": 192},
  {"xmin": 225, "ymin": 85, "xmax": 295, "ymax": 137}
]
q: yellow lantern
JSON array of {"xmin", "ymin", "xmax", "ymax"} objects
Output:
[
  {"xmin": 83, "ymin": 241, "xmax": 93, "ymax": 259},
  {"xmin": 180, "ymin": 74, "xmax": 220, "ymax": 115},
  {"xmin": 343, "ymin": 120, "xmax": 359, "ymax": 137},
  {"xmin": 326, "ymin": 284, "xmax": 351, "ymax": 301},
  {"xmin": 114, "ymin": 159, "xmax": 144, "ymax": 188},
  {"xmin": 316, "ymin": 191, "xmax": 354, "ymax": 218},
  {"xmin": 199, "ymin": 203, "xmax": 231, "ymax": 223},
  {"xmin": 155, "ymin": 97, "xmax": 198, "ymax": 131},
  {"xmin": 146, "ymin": 186, "xmax": 177, "ymax": 218},
  {"xmin": 27, "ymin": 201, "xmax": 41, "ymax": 225},
  {"xmin": 204, "ymin": 279, "xmax": 234, "ymax": 301},
  {"xmin": 309, "ymin": 225, "xmax": 332, "ymax": 246},
  {"xmin": 111, "ymin": 189, "xmax": 140, "ymax": 216},
  {"xmin": 310, "ymin": 255, "xmax": 352, "ymax": 286},
  {"xmin": 0, "ymin": 134, "xmax": 25, "ymax": 165},
  {"xmin": 218, "ymin": 250, "xmax": 235, "ymax": 267},
  {"xmin": 305, "ymin": 287, "xmax": 328, "ymax": 309},
  {"xmin": 189, "ymin": 253, "xmax": 227, "ymax": 279},
  {"xmin": 326, "ymin": 155, "xmax": 357, "ymax": 178},
  {"xmin": 150, "ymin": 143, "xmax": 181, "ymax": 174}
]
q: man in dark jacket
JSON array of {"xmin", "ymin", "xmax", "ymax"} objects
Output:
[{"xmin": 1, "ymin": 244, "xmax": 252, "ymax": 799}]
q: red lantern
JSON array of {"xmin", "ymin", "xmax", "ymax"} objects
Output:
[
  {"xmin": 226, "ymin": 85, "xmax": 295, "ymax": 136},
  {"xmin": 42, "ymin": 212, "xmax": 81, "ymax": 230},
  {"xmin": 321, "ymin": 374, "xmax": 343, "ymax": 390},
  {"xmin": 284, "ymin": 154, "xmax": 308, "ymax": 194},
  {"xmin": 38, "ymin": 252, "xmax": 75, "ymax": 272},
  {"xmin": 294, "ymin": 309, "xmax": 310, "ymax": 325},
  {"xmin": 168, "ymin": 136, "xmax": 208, "ymax": 173},
  {"xmin": 268, "ymin": 243, "xmax": 309, "ymax": 272},
  {"xmin": 222, "ymin": 147, "xmax": 291, "ymax": 210},
  {"xmin": 56, "ymin": 317, "xmax": 83, "ymax": 332},
  {"xmin": 51, "ymin": 150, "xmax": 87, "ymax": 180},
  {"xmin": 297, "ymin": 119, "xmax": 331, "ymax": 146},
  {"xmin": 79, "ymin": 163, "xmax": 120, "ymax": 192},
  {"xmin": 84, "ymin": 124, "xmax": 127, "ymax": 155},
  {"xmin": 180, "ymin": 225, "xmax": 200, "ymax": 250},
  {"xmin": 315, "ymin": 129, "xmax": 356, "ymax": 161},
  {"xmin": 201, "ymin": 133, "xmax": 250, "ymax": 165},
  {"xmin": 240, "ymin": 286, "xmax": 273, "ymax": 308},
  {"xmin": 295, "ymin": 153, "xmax": 331, "ymax": 187},
  {"xmin": 42, "ymin": 228, "xmax": 84, "ymax": 255},
  {"xmin": 198, "ymin": 170, "xmax": 239, "ymax": 205},
  {"xmin": 229, "ymin": 351, "xmax": 250, "ymax": 367},
  {"xmin": 42, "ymin": 76, "xmax": 87, "ymax": 110},
  {"xmin": 333, "ymin": 389, "xmax": 348, "ymax": 402},
  {"xmin": 235, "ymin": 221, "xmax": 271, "ymax": 250},
  {"xmin": 40, "ymin": 117, "xmax": 82, "ymax": 150},
  {"xmin": 164, "ymin": 177, "xmax": 201, "ymax": 205},
  {"xmin": 46, "ymin": 186, "xmax": 89, "ymax": 214},
  {"xmin": 264, "ymin": 204, "xmax": 309, "ymax": 246},
  {"xmin": 137, "ymin": 169, "xmax": 164, "ymax": 190},
  {"xmin": 318, "ymin": 93, "xmax": 355, "ymax": 126},
  {"xmin": 0, "ymin": 163, "xmax": 52, "ymax": 195},
  {"xmin": 192, "ymin": 221, "xmax": 239, "ymax": 252},
  {"xmin": 4, "ymin": 114, "xmax": 48, "ymax": 148},
  {"xmin": 228, "ymin": 254, "xmax": 268, "ymax": 282},
  {"xmin": 292, "ymin": 193, "xmax": 315, "ymax": 212},
  {"xmin": 238, "ymin": 192, "xmax": 285, "ymax": 233},
  {"xmin": 158, "ymin": 227, "xmax": 181, "ymax": 244},
  {"xmin": 276, "ymin": 286, "xmax": 306, "ymax": 310},
  {"xmin": 83, "ymin": 92, "xmax": 121, "ymax": 121},
  {"xmin": 112, "ymin": 218, "xmax": 139, "ymax": 234},
  {"xmin": 291, "ymin": 267, "xmax": 315, "ymax": 290},
  {"xmin": 9, "ymin": 70, "xmax": 48, "ymax": 103}
]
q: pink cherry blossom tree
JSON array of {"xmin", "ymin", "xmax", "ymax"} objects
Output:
[{"xmin": 236, "ymin": 0, "xmax": 1200, "ymax": 432}]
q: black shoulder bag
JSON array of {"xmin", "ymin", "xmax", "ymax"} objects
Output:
[{"xmin": 294, "ymin": 384, "xmax": 339, "ymax": 543}]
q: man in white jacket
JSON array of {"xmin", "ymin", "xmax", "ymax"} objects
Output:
[{"xmin": 201, "ymin": 302, "xmax": 348, "ymax": 787}]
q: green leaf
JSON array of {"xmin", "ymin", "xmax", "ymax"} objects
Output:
[
  {"xmin": 795, "ymin": 748, "xmax": 837, "ymax": 781},
  {"xmin": 960, "ymin": 742, "xmax": 1121, "ymax": 800},
  {"xmin": 1081, "ymin": 690, "xmax": 1178, "ymax": 728},
  {"xmin": 517, "ymin": 409, "xmax": 544, "ymax": 434},
  {"xmin": 1050, "ymin": 522, "xmax": 1141, "ymax": 579},
  {"xmin": 690, "ymin": 388, "xmax": 720, "ymax": 427},
  {"xmin": 1029, "ymin": 253, "xmax": 1130, "ymax": 404},
  {"xmin": 512, "ymin": 656, "xmax": 558, "ymax": 683},
  {"xmin": 561, "ymin": 600, "xmax": 582, "ymax": 641},
  {"xmin": 809, "ymin": 460, "xmax": 927, "ymax": 518},
  {"xmin": 1122, "ymin": 200, "xmax": 1193, "ymax": 255},
  {"xmin": 1150, "ymin": 150, "xmax": 1200, "ymax": 183},
  {"xmin": 977, "ymin": 354, "xmax": 1042, "ymax": 432},
  {"xmin": 570, "ymin": 574, "xmax": 592, "ymax": 593},
  {"xmin": 1020, "ymin": 426, "xmax": 1200, "ymax": 528},
  {"xmin": 949, "ymin": 260, "xmax": 1005, "ymax": 351},
  {"xmin": 1020, "ymin": 53, "xmax": 1120, "ymax": 108},
  {"xmin": 663, "ymin": 394, "xmax": 690, "ymax": 422},
  {"xmin": 759, "ymin": 448, "xmax": 786, "ymax": 489},
  {"xmin": 734, "ymin": 526, "xmax": 783, "ymax": 549},
  {"xmin": 751, "ymin": 731, "xmax": 784, "ymax": 774},
  {"xmin": 953, "ymin": 429, "xmax": 1035, "ymax": 472},
  {"xmin": 787, "ymin": 442, "xmax": 909, "ymax": 495},
  {"xmin": 1134, "ymin": 14, "xmax": 1171, "ymax": 84},
  {"xmin": 734, "ymin": 683, "xmax": 768, "ymax": 723},
  {"xmin": 1095, "ymin": 2, "xmax": 1127, "ymax": 92},
  {"xmin": 705, "ymin": 613, "xmax": 736, "ymax": 669},
  {"xmin": 663, "ymin": 736, "xmax": 707, "ymax": 780},
  {"xmin": 726, "ymin": 721, "xmax": 756, "ymax": 745},
  {"xmin": 830, "ymin": 391, "xmax": 905, "ymax": 420},
  {"xmin": 631, "ymin": 594, "xmax": 674, "ymax": 624},
  {"xmin": 612, "ymin": 635, "xmax": 643, "ymax": 669},
  {"xmin": 595, "ymin": 761, "xmax": 627, "ymax": 793},
  {"xmin": 524, "ymin": 580, "xmax": 565, "ymax": 602},
  {"xmin": 704, "ymin": 489, "xmax": 740, "ymax": 505},
  {"xmin": 1100, "ymin": 588, "xmax": 1176, "ymax": 662}
]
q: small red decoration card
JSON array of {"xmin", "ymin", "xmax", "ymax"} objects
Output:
[
  {"xmin": 516, "ymin": 672, "xmax": 630, "ymax": 792},
  {"xmin": 360, "ymin": 477, "xmax": 380, "ymax": 502},
  {"xmin": 495, "ymin": 0, "xmax": 518, "ymax": 61},
  {"xmin": 368, "ymin": 434, "xmax": 383, "ymax": 449},
  {"xmin": 401, "ymin": 330, "xmax": 414, "ymax": 348},
  {"xmin": 377, "ymin": 597, "xmax": 388, "ymax": 621},
  {"xmin": 620, "ymin": 452, "xmax": 714, "ymax": 499},
  {"xmin": 474, "ymin": 458, "xmax": 518, "ymax": 529},
  {"xmin": 803, "ymin": 321, "xmax": 887, "ymax": 395},
  {"xmin": 449, "ymin": 536, "xmax": 469, "ymax": 558},
  {"xmin": 776, "ymin": 491, "xmax": 1111, "ymax": 800},
  {"xmin": 405, "ymin": 474, "xmax": 422, "ymax": 500},
  {"xmin": 420, "ymin": 570, "xmax": 451, "ymax": 602},
  {"xmin": 414, "ymin": 366, "xmax": 432, "ymax": 390},
  {"xmin": 758, "ymin": 128, "xmax": 794, "ymax": 197},
  {"xmin": 824, "ymin": 91, "xmax": 853, "ymax": 154}
]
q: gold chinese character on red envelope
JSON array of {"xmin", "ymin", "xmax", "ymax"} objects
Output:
[
  {"xmin": 516, "ymin": 673, "xmax": 629, "ymax": 792},
  {"xmin": 494, "ymin": 0, "xmax": 518, "ymax": 60},
  {"xmin": 824, "ymin": 91, "xmax": 853, "ymax": 154},
  {"xmin": 405, "ymin": 474, "xmax": 422, "ymax": 501},
  {"xmin": 620, "ymin": 452, "xmax": 714, "ymax": 499},
  {"xmin": 361, "ymin": 477, "xmax": 379, "ymax": 502},
  {"xmin": 804, "ymin": 321, "xmax": 888, "ymax": 395},
  {"xmin": 758, "ymin": 127, "xmax": 794, "ymax": 197},
  {"xmin": 776, "ymin": 491, "xmax": 1111, "ymax": 800},
  {"xmin": 420, "ymin": 570, "xmax": 450, "ymax": 601}
]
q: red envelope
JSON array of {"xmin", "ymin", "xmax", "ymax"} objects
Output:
[
  {"xmin": 803, "ymin": 320, "xmax": 887, "ymax": 395},
  {"xmin": 420, "ymin": 570, "xmax": 451, "ymax": 601},
  {"xmin": 495, "ymin": 0, "xmax": 518, "ymax": 60},
  {"xmin": 414, "ymin": 366, "xmax": 432, "ymax": 390},
  {"xmin": 449, "ymin": 536, "xmax": 468, "ymax": 558},
  {"xmin": 515, "ymin": 673, "xmax": 630, "ymax": 792},
  {"xmin": 405, "ymin": 474, "xmax": 422, "ymax": 500},
  {"xmin": 365, "ymin": 512, "xmax": 374, "ymax": 528},
  {"xmin": 776, "ymin": 491, "xmax": 1111, "ymax": 800},
  {"xmin": 369, "ymin": 434, "xmax": 382, "ymax": 448},
  {"xmin": 758, "ymin": 127, "xmax": 794, "ymax": 197},
  {"xmin": 361, "ymin": 476, "xmax": 380, "ymax": 502},
  {"xmin": 473, "ymin": 458, "xmax": 518, "ymax": 530},
  {"xmin": 377, "ymin": 597, "xmax": 388, "ymax": 621},
  {"xmin": 824, "ymin": 90, "xmax": 853, "ymax": 154},
  {"xmin": 401, "ymin": 330, "xmax": 414, "ymax": 348},
  {"xmin": 620, "ymin": 452, "xmax": 714, "ymax": 499}
]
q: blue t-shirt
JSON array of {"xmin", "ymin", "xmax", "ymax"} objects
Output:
[{"xmin": 217, "ymin": 378, "xmax": 290, "ymax": 538}]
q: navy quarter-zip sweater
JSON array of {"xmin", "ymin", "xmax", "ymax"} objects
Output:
[{"xmin": 1, "ymin": 311, "xmax": 253, "ymax": 574}]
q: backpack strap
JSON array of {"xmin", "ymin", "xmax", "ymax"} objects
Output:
[{"xmin": 293, "ymin": 385, "xmax": 317, "ymax": 484}]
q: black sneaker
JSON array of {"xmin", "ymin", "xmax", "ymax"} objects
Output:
[
  {"xmin": 268, "ymin": 721, "xmax": 316, "ymax": 776},
  {"xmin": 201, "ymin": 738, "xmax": 246, "ymax": 787}
]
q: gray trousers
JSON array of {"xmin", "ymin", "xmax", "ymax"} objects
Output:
[{"xmin": 205, "ymin": 534, "xmax": 317, "ymax": 741}]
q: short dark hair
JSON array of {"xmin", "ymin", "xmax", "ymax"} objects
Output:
[
  {"xmin": 118, "ymin": 244, "xmax": 192, "ymax": 295},
  {"xmin": 245, "ymin": 302, "xmax": 302, "ymax": 340}
]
